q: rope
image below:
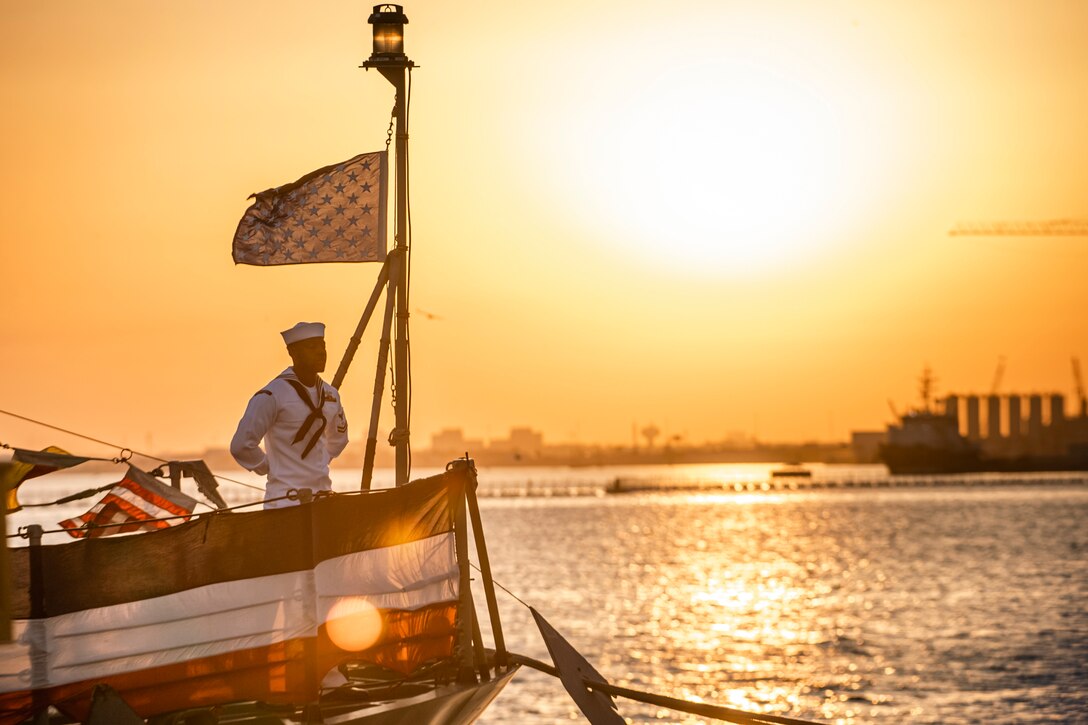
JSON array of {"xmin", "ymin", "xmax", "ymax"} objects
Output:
[
  {"xmin": 0, "ymin": 408, "xmax": 264, "ymax": 491},
  {"xmin": 590, "ymin": 678, "xmax": 824, "ymax": 725},
  {"xmin": 0, "ymin": 442, "xmax": 128, "ymax": 465},
  {"xmin": 0, "ymin": 411, "xmax": 150, "ymax": 463},
  {"xmin": 18, "ymin": 483, "xmax": 116, "ymax": 508},
  {"xmin": 469, "ymin": 561, "xmax": 532, "ymax": 609},
  {"xmin": 386, "ymin": 427, "xmax": 410, "ymax": 447}
]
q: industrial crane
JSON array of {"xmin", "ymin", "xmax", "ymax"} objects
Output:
[
  {"xmin": 1073, "ymin": 357, "xmax": 1087, "ymax": 417},
  {"xmin": 990, "ymin": 356, "xmax": 1006, "ymax": 395},
  {"xmin": 950, "ymin": 219, "xmax": 1088, "ymax": 236}
]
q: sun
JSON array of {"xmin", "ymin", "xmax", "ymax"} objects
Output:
[{"xmin": 563, "ymin": 58, "xmax": 855, "ymax": 276}]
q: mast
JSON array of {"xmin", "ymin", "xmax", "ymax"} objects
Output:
[
  {"xmin": 391, "ymin": 67, "xmax": 410, "ymax": 487},
  {"xmin": 363, "ymin": 5, "xmax": 414, "ymax": 485}
]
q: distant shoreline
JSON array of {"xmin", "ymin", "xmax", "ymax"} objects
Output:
[{"xmin": 101, "ymin": 441, "xmax": 859, "ymax": 474}]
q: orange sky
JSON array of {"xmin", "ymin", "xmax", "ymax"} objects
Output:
[{"xmin": 2, "ymin": 1, "xmax": 1087, "ymax": 457}]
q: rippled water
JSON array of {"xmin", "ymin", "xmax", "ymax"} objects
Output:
[
  {"xmin": 473, "ymin": 485, "xmax": 1088, "ymax": 724},
  {"xmin": 8, "ymin": 467, "xmax": 1086, "ymax": 723}
]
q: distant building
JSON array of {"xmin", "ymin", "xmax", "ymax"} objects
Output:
[
  {"xmin": 430, "ymin": 428, "xmax": 485, "ymax": 456},
  {"xmin": 850, "ymin": 430, "xmax": 887, "ymax": 463},
  {"xmin": 488, "ymin": 427, "xmax": 544, "ymax": 459}
]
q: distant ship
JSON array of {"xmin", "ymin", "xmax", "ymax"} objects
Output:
[
  {"xmin": 879, "ymin": 367, "xmax": 1088, "ymax": 475},
  {"xmin": 771, "ymin": 463, "xmax": 813, "ymax": 478}
]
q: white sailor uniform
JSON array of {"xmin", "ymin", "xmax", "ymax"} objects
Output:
[{"xmin": 230, "ymin": 367, "xmax": 349, "ymax": 509}]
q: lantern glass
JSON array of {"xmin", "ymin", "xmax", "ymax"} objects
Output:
[
  {"xmin": 373, "ymin": 23, "xmax": 403, "ymax": 55},
  {"xmin": 368, "ymin": 4, "xmax": 409, "ymax": 59}
]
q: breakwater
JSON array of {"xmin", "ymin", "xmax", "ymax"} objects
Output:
[{"xmin": 473, "ymin": 471, "xmax": 1088, "ymax": 497}]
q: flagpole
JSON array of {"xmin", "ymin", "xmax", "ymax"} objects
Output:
[
  {"xmin": 363, "ymin": 5, "xmax": 414, "ymax": 487},
  {"xmin": 390, "ymin": 68, "xmax": 410, "ymax": 487}
]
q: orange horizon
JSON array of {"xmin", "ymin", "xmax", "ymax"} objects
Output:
[{"xmin": 2, "ymin": 2, "xmax": 1086, "ymax": 457}]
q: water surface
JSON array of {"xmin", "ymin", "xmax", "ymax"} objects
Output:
[
  {"xmin": 8, "ymin": 466, "xmax": 1086, "ymax": 723},
  {"xmin": 472, "ymin": 484, "xmax": 1087, "ymax": 723}
]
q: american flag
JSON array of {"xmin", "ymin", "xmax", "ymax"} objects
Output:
[
  {"xmin": 59, "ymin": 466, "xmax": 198, "ymax": 539},
  {"xmin": 232, "ymin": 151, "xmax": 388, "ymax": 265}
]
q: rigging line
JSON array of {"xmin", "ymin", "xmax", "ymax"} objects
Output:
[
  {"xmin": 469, "ymin": 561, "xmax": 531, "ymax": 609},
  {"xmin": 509, "ymin": 655, "xmax": 820, "ymax": 725},
  {"xmin": 404, "ymin": 68, "xmax": 411, "ymax": 308},
  {"xmin": 0, "ymin": 408, "xmax": 159, "ymax": 462},
  {"xmin": 0, "ymin": 442, "xmax": 118, "ymax": 465},
  {"xmin": 0, "ymin": 407, "xmax": 264, "ymax": 492},
  {"xmin": 18, "ymin": 482, "xmax": 116, "ymax": 508}
]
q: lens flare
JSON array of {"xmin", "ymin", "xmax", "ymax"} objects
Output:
[{"xmin": 326, "ymin": 597, "xmax": 383, "ymax": 652}]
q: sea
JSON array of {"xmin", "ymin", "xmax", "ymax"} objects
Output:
[{"xmin": 7, "ymin": 463, "xmax": 1087, "ymax": 724}]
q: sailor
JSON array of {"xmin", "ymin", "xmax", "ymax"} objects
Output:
[{"xmin": 230, "ymin": 322, "xmax": 349, "ymax": 509}]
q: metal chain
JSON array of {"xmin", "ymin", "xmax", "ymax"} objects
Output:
[{"xmin": 384, "ymin": 95, "xmax": 397, "ymax": 153}]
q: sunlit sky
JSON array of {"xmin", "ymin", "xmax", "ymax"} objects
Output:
[{"xmin": 2, "ymin": 1, "xmax": 1086, "ymax": 456}]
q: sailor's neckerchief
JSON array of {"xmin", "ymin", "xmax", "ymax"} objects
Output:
[{"xmin": 273, "ymin": 370, "xmax": 328, "ymax": 459}]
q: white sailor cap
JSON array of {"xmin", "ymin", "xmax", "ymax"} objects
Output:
[{"xmin": 281, "ymin": 321, "xmax": 325, "ymax": 346}]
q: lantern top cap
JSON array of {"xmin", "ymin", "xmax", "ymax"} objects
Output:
[{"xmin": 368, "ymin": 4, "xmax": 409, "ymax": 24}]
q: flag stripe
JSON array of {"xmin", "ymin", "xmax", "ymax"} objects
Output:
[
  {"xmin": 17, "ymin": 534, "xmax": 453, "ymax": 677},
  {"xmin": 59, "ymin": 493, "xmax": 179, "ymax": 538},
  {"xmin": 0, "ymin": 605, "xmax": 458, "ymax": 723},
  {"xmin": 314, "ymin": 532, "xmax": 457, "ymax": 608},
  {"xmin": 56, "ymin": 466, "xmax": 198, "ymax": 539},
  {"xmin": 87, "ymin": 489, "xmax": 179, "ymax": 526},
  {"xmin": 114, "ymin": 475, "xmax": 196, "ymax": 516},
  {"xmin": 0, "ymin": 638, "xmax": 313, "ymax": 725}
]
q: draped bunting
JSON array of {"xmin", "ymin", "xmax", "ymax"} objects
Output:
[{"xmin": 0, "ymin": 469, "xmax": 466, "ymax": 723}]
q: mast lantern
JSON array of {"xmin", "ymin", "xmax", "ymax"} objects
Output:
[
  {"xmin": 359, "ymin": 4, "xmax": 413, "ymax": 486},
  {"xmin": 368, "ymin": 4, "xmax": 409, "ymax": 59}
]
